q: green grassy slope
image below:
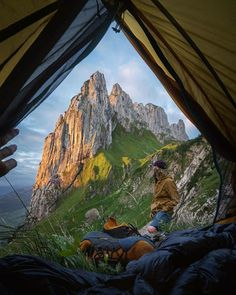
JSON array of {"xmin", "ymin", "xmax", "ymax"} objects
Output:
[
  {"xmin": 0, "ymin": 125, "xmax": 162, "ymax": 265},
  {"xmin": 36, "ymin": 125, "xmax": 161, "ymax": 236},
  {"xmin": 0, "ymin": 130, "xmax": 219, "ymax": 271},
  {"xmin": 105, "ymin": 124, "xmax": 161, "ymax": 165}
]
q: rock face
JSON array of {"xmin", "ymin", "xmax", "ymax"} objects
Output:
[
  {"xmin": 170, "ymin": 120, "xmax": 189, "ymax": 141},
  {"xmin": 110, "ymin": 84, "xmax": 188, "ymax": 141},
  {"xmin": 172, "ymin": 140, "xmax": 217, "ymax": 224},
  {"xmin": 28, "ymin": 71, "xmax": 188, "ymax": 223},
  {"xmin": 121, "ymin": 137, "xmax": 218, "ymax": 228}
]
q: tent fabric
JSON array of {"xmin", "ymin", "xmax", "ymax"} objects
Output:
[
  {"xmin": 0, "ymin": 0, "xmax": 119, "ymax": 135},
  {"xmin": 1, "ymin": 3, "xmax": 236, "ymax": 293},
  {"xmin": 0, "ymin": 0, "xmax": 58, "ymax": 86},
  {"xmin": 118, "ymin": 0, "xmax": 236, "ymax": 161},
  {"xmin": 0, "ymin": 223, "xmax": 236, "ymax": 294}
]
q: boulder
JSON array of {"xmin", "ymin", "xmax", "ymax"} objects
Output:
[{"xmin": 85, "ymin": 208, "xmax": 100, "ymax": 224}]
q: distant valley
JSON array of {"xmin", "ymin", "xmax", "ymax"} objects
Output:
[{"xmin": 0, "ymin": 187, "xmax": 32, "ymax": 227}]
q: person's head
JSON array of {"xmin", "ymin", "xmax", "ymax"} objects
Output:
[
  {"xmin": 152, "ymin": 160, "xmax": 168, "ymax": 180},
  {"xmin": 153, "ymin": 160, "xmax": 167, "ymax": 169}
]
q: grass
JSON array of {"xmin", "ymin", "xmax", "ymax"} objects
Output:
[
  {"xmin": 0, "ymin": 183, "xmax": 153, "ymax": 273},
  {"xmin": 104, "ymin": 124, "xmax": 162, "ymax": 167},
  {"xmin": 0, "ymin": 125, "xmax": 161, "ymax": 258},
  {"xmin": 0, "ymin": 225, "xmax": 124, "ymax": 274},
  {"xmin": 0, "ymin": 128, "xmax": 219, "ymax": 274}
]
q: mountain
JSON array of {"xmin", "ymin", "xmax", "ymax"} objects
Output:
[{"xmin": 28, "ymin": 72, "xmax": 189, "ymax": 223}]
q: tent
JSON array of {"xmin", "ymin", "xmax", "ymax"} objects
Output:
[
  {"xmin": 1, "ymin": 0, "xmax": 235, "ymax": 222},
  {"xmin": 1, "ymin": 1, "xmax": 236, "ymax": 293}
]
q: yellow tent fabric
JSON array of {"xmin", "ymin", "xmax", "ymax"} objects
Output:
[
  {"xmin": 119, "ymin": 0, "xmax": 236, "ymax": 160},
  {"xmin": 0, "ymin": 0, "xmax": 57, "ymax": 87}
]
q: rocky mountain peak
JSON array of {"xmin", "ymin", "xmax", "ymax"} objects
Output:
[
  {"xmin": 28, "ymin": 71, "xmax": 189, "ymax": 223},
  {"xmin": 110, "ymin": 83, "xmax": 123, "ymax": 97},
  {"xmin": 109, "ymin": 83, "xmax": 134, "ymax": 130},
  {"xmin": 90, "ymin": 71, "xmax": 106, "ymax": 91},
  {"xmin": 109, "ymin": 83, "xmax": 133, "ymax": 107},
  {"xmin": 81, "ymin": 71, "xmax": 107, "ymax": 99},
  {"xmin": 170, "ymin": 119, "xmax": 189, "ymax": 141}
]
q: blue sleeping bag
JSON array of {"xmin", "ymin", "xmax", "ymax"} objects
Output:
[{"xmin": 0, "ymin": 222, "xmax": 236, "ymax": 294}]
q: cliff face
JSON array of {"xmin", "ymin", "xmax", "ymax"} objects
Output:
[
  {"xmin": 33, "ymin": 73, "xmax": 113, "ymax": 190},
  {"xmin": 28, "ymin": 71, "xmax": 189, "ymax": 223},
  {"xmin": 171, "ymin": 139, "xmax": 218, "ymax": 224},
  {"xmin": 170, "ymin": 119, "xmax": 189, "ymax": 141}
]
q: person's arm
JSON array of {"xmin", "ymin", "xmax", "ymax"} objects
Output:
[{"xmin": 0, "ymin": 129, "xmax": 19, "ymax": 177}]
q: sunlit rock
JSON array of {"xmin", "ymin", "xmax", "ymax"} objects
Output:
[{"xmin": 28, "ymin": 71, "xmax": 189, "ymax": 224}]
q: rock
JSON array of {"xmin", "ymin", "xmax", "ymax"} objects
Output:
[
  {"xmin": 110, "ymin": 85, "xmax": 188, "ymax": 142},
  {"xmin": 171, "ymin": 142, "xmax": 217, "ymax": 225},
  {"xmin": 85, "ymin": 208, "xmax": 100, "ymax": 224},
  {"xmin": 28, "ymin": 71, "xmax": 189, "ymax": 223},
  {"xmin": 134, "ymin": 103, "xmax": 170, "ymax": 138},
  {"xmin": 27, "ymin": 186, "xmax": 61, "ymax": 225},
  {"xmin": 170, "ymin": 119, "xmax": 189, "ymax": 141}
]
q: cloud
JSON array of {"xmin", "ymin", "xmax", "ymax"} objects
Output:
[
  {"xmin": 24, "ymin": 127, "xmax": 48, "ymax": 135},
  {"xmin": 17, "ymin": 151, "xmax": 41, "ymax": 162}
]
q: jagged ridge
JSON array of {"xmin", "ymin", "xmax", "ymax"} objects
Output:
[{"xmin": 29, "ymin": 71, "xmax": 188, "ymax": 223}]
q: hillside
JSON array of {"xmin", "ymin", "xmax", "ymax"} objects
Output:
[
  {"xmin": 35, "ymin": 129, "xmax": 219, "ymax": 231},
  {"xmin": 0, "ymin": 125, "xmax": 219, "ymax": 264},
  {"xmin": 33, "ymin": 124, "xmax": 162, "ymax": 235},
  {"xmin": 0, "ymin": 72, "xmax": 219, "ymax": 267},
  {"xmin": 36, "ymin": 128, "xmax": 218, "ymax": 238}
]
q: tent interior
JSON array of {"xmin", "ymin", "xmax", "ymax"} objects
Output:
[
  {"xmin": 1, "ymin": 0, "xmax": 235, "ymax": 222},
  {"xmin": 0, "ymin": 1, "xmax": 236, "ymax": 293}
]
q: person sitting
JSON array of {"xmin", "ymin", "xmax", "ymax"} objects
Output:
[
  {"xmin": 147, "ymin": 160, "xmax": 180, "ymax": 234},
  {"xmin": 0, "ymin": 129, "xmax": 19, "ymax": 177}
]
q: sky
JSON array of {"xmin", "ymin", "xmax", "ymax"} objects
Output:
[{"xmin": 0, "ymin": 24, "xmax": 199, "ymax": 192}]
